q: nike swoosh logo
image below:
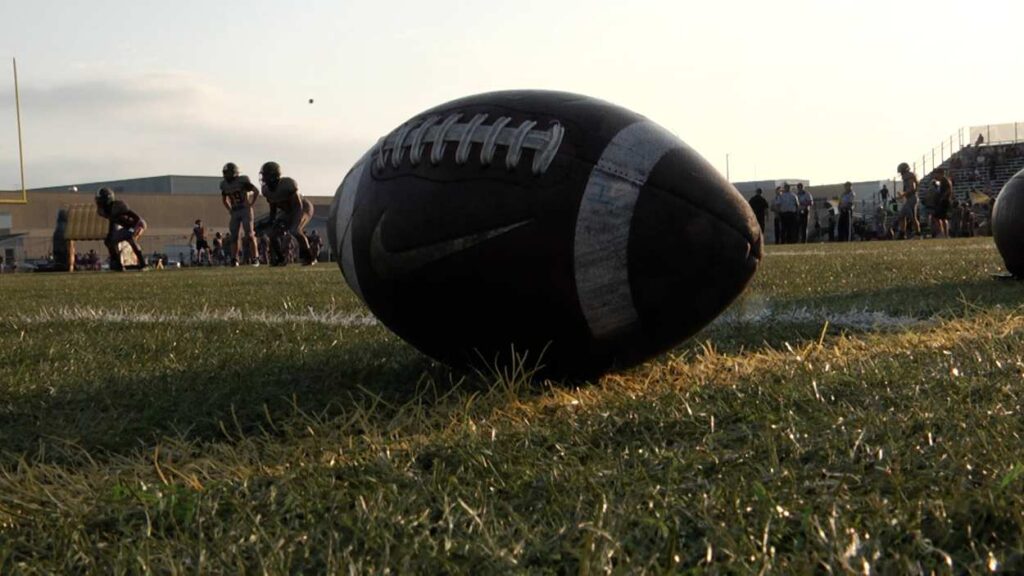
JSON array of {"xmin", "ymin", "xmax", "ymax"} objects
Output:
[{"xmin": 371, "ymin": 213, "xmax": 532, "ymax": 279}]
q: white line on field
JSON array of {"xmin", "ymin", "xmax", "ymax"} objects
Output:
[
  {"xmin": 714, "ymin": 303, "xmax": 927, "ymax": 331},
  {"xmin": 9, "ymin": 306, "xmax": 380, "ymax": 327},
  {"xmin": 769, "ymin": 242, "xmax": 995, "ymax": 257}
]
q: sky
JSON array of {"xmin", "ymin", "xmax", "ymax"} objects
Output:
[{"xmin": 1, "ymin": 0, "xmax": 1022, "ymax": 195}]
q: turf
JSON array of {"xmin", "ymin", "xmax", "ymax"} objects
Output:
[{"xmin": 1, "ymin": 238, "xmax": 1023, "ymax": 573}]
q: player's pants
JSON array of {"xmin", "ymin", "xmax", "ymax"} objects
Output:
[
  {"xmin": 229, "ymin": 207, "xmax": 255, "ymax": 239},
  {"xmin": 270, "ymin": 200, "xmax": 315, "ymax": 263}
]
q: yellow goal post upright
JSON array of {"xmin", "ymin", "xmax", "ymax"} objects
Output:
[{"xmin": 0, "ymin": 57, "xmax": 27, "ymax": 205}]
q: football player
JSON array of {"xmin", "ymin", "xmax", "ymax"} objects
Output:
[
  {"xmin": 259, "ymin": 161, "xmax": 316, "ymax": 266},
  {"xmin": 220, "ymin": 162, "xmax": 261, "ymax": 266},
  {"xmin": 95, "ymin": 188, "xmax": 147, "ymax": 271},
  {"xmin": 189, "ymin": 219, "xmax": 211, "ymax": 265}
]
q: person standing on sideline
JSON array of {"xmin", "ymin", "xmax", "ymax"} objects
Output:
[
  {"xmin": 748, "ymin": 188, "xmax": 769, "ymax": 234},
  {"xmin": 189, "ymin": 219, "xmax": 211, "ymax": 265},
  {"xmin": 931, "ymin": 167, "xmax": 954, "ymax": 238},
  {"xmin": 220, "ymin": 162, "xmax": 261, "ymax": 266},
  {"xmin": 796, "ymin": 183, "xmax": 813, "ymax": 243},
  {"xmin": 771, "ymin": 187, "xmax": 783, "ymax": 244},
  {"xmin": 838, "ymin": 182, "xmax": 855, "ymax": 242},
  {"xmin": 778, "ymin": 183, "xmax": 799, "ymax": 244},
  {"xmin": 894, "ymin": 162, "xmax": 921, "ymax": 239}
]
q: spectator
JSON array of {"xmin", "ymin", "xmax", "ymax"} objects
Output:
[
  {"xmin": 949, "ymin": 200, "xmax": 962, "ymax": 238},
  {"xmin": 838, "ymin": 182, "xmax": 855, "ymax": 242},
  {"xmin": 771, "ymin": 187, "xmax": 783, "ymax": 244},
  {"xmin": 827, "ymin": 207, "xmax": 836, "ymax": 242},
  {"xmin": 212, "ymin": 232, "xmax": 225, "ymax": 265},
  {"xmin": 879, "ymin": 184, "xmax": 890, "ymax": 204},
  {"xmin": 748, "ymin": 188, "xmax": 769, "ymax": 234},
  {"xmin": 796, "ymin": 183, "xmax": 813, "ymax": 243},
  {"xmin": 779, "ymin": 183, "xmax": 800, "ymax": 244},
  {"xmin": 931, "ymin": 168, "xmax": 954, "ymax": 238}
]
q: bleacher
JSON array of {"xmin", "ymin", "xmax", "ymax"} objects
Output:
[{"xmin": 920, "ymin": 141, "xmax": 1024, "ymax": 203}]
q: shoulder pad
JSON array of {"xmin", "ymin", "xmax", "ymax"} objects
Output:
[{"xmin": 279, "ymin": 177, "xmax": 298, "ymax": 195}]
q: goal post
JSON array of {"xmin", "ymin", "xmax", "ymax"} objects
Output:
[{"xmin": 0, "ymin": 58, "xmax": 27, "ymax": 205}]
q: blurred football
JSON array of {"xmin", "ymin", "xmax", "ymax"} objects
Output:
[
  {"xmin": 993, "ymin": 169, "xmax": 1024, "ymax": 277},
  {"xmin": 329, "ymin": 90, "xmax": 762, "ymax": 377}
]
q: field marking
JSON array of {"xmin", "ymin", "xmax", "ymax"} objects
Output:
[
  {"xmin": 768, "ymin": 242, "xmax": 996, "ymax": 257},
  {"xmin": 9, "ymin": 306, "xmax": 380, "ymax": 327},
  {"xmin": 714, "ymin": 302, "xmax": 928, "ymax": 331}
]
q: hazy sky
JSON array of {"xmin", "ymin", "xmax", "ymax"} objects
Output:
[{"xmin": 1, "ymin": 0, "xmax": 1021, "ymax": 194}]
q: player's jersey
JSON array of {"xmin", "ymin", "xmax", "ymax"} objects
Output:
[
  {"xmin": 902, "ymin": 172, "xmax": 918, "ymax": 199},
  {"xmin": 262, "ymin": 177, "xmax": 301, "ymax": 210},
  {"xmin": 221, "ymin": 175, "xmax": 254, "ymax": 209},
  {"xmin": 193, "ymin": 224, "xmax": 207, "ymax": 241},
  {"xmin": 100, "ymin": 200, "xmax": 142, "ymax": 228}
]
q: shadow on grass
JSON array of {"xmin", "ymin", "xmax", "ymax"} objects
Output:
[
  {"xmin": 764, "ymin": 275, "xmax": 1024, "ymax": 316},
  {"xmin": 0, "ymin": 338, "xmax": 483, "ymax": 466}
]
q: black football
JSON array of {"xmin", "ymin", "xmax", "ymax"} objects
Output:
[{"xmin": 329, "ymin": 90, "xmax": 762, "ymax": 377}]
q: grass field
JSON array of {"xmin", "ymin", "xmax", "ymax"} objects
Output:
[{"xmin": 2, "ymin": 238, "xmax": 1023, "ymax": 573}]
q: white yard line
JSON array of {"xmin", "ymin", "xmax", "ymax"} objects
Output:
[
  {"xmin": 10, "ymin": 306, "xmax": 380, "ymax": 327},
  {"xmin": 11, "ymin": 303, "xmax": 926, "ymax": 332},
  {"xmin": 768, "ymin": 242, "xmax": 996, "ymax": 257},
  {"xmin": 715, "ymin": 304, "xmax": 927, "ymax": 331}
]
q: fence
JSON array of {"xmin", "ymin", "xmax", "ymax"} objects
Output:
[{"xmin": 914, "ymin": 122, "xmax": 1024, "ymax": 177}]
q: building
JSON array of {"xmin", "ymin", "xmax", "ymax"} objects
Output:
[{"xmin": 0, "ymin": 176, "xmax": 334, "ymax": 266}]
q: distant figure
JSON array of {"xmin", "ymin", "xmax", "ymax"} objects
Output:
[
  {"xmin": 827, "ymin": 207, "xmax": 836, "ymax": 242},
  {"xmin": 931, "ymin": 167, "xmax": 954, "ymax": 238},
  {"xmin": 220, "ymin": 162, "xmax": 260, "ymax": 266},
  {"xmin": 879, "ymin": 184, "xmax": 889, "ymax": 204},
  {"xmin": 976, "ymin": 133, "xmax": 985, "ymax": 147},
  {"xmin": 771, "ymin": 187, "xmax": 783, "ymax": 244},
  {"xmin": 308, "ymin": 229, "xmax": 324, "ymax": 261},
  {"xmin": 190, "ymin": 219, "xmax": 211, "ymax": 265},
  {"xmin": 838, "ymin": 182, "xmax": 855, "ymax": 242},
  {"xmin": 212, "ymin": 232, "xmax": 225, "ymax": 264},
  {"xmin": 894, "ymin": 162, "xmax": 920, "ymax": 239},
  {"xmin": 778, "ymin": 183, "xmax": 799, "ymax": 244},
  {"xmin": 95, "ymin": 187, "xmax": 147, "ymax": 270},
  {"xmin": 796, "ymin": 183, "xmax": 813, "ymax": 243},
  {"xmin": 748, "ymin": 188, "xmax": 769, "ymax": 233},
  {"xmin": 260, "ymin": 161, "xmax": 316, "ymax": 266}
]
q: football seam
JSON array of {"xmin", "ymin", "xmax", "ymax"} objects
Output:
[{"xmin": 374, "ymin": 113, "xmax": 565, "ymax": 175}]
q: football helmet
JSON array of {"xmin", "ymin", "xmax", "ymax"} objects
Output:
[
  {"xmin": 222, "ymin": 162, "xmax": 239, "ymax": 180},
  {"xmin": 95, "ymin": 187, "xmax": 114, "ymax": 206},
  {"xmin": 260, "ymin": 161, "xmax": 281, "ymax": 186}
]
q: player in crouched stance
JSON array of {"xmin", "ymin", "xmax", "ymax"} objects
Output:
[
  {"xmin": 259, "ymin": 161, "xmax": 316, "ymax": 266},
  {"xmin": 95, "ymin": 187, "xmax": 148, "ymax": 271}
]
